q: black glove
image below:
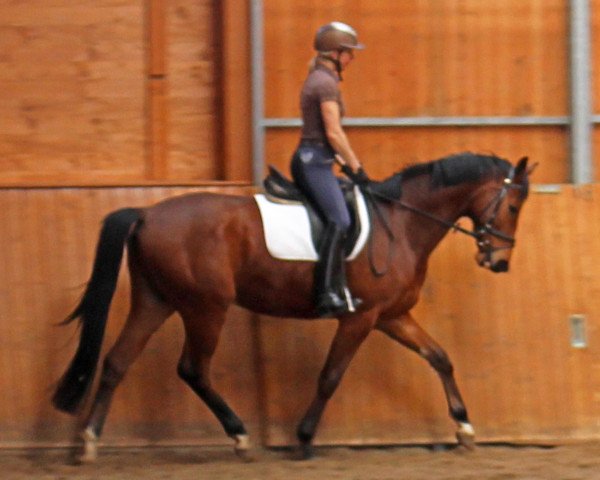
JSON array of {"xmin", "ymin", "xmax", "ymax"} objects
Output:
[
  {"xmin": 341, "ymin": 165, "xmax": 370, "ymax": 186},
  {"xmin": 353, "ymin": 168, "xmax": 370, "ymax": 185}
]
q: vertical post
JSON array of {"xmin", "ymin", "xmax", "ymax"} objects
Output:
[
  {"xmin": 146, "ymin": 0, "xmax": 168, "ymax": 180},
  {"xmin": 569, "ymin": 0, "xmax": 593, "ymax": 183},
  {"xmin": 251, "ymin": 0, "xmax": 265, "ymax": 185}
]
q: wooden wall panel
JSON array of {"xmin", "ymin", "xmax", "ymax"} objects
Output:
[
  {"xmin": 0, "ymin": 0, "xmax": 579, "ymax": 185},
  {"xmin": 264, "ymin": 0, "xmax": 568, "ymax": 118},
  {"xmin": 257, "ymin": 185, "xmax": 600, "ymax": 446},
  {"xmin": 0, "ymin": 0, "xmax": 226, "ymax": 186},
  {"xmin": 1, "ymin": 184, "xmax": 600, "ymax": 447},
  {"xmin": 166, "ymin": 0, "xmax": 221, "ymax": 180},
  {"xmin": 265, "ymin": 127, "xmax": 568, "ymax": 184},
  {"xmin": 220, "ymin": 0, "xmax": 253, "ymax": 181},
  {"xmin": 262, "ymin": 0, "xmax": 569, "ymax": 183},
  {"xmin": 0, "ymin": 185, "xmax": 260, "ymax": 447},
  {"xmin": 0, "ymin": 1, "xmax": 146, "ymax": 185},
  {"xmin": 2, "ymin": 0, "xmax": 600, "ymax": 449}
]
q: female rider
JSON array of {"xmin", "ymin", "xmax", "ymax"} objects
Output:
[{"xmin": 290, "ymin": 21, "xmax": 369, "ymax": 317}]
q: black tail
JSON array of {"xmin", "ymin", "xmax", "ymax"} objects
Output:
[{"xmin": 52, "ymin": 207, "xmax": 142, "ymax": 414}]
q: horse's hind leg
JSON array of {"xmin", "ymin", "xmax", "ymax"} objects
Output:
[
  {"xmin": 375, "ymin": 313, "xmax": 475, "ymax": 450},
  {"xmin": 78, "ymin": 276, "xmax": 174, "ymax": 463},
  {"xmin": 177, "ymin": 306, "xmax": 250, "ymax": 460}
]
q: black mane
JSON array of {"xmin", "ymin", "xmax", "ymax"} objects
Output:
[{"xmin": 372, "ymin": 152, "xmax": 512, "ymax": 200}]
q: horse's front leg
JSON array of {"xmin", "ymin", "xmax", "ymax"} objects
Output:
[
  {"xmin": 297, "ymin": 311, "xmax": 378, "ymax": 459},
  {"xmin": 375, "ymin": 313, "xmax": 475, "ymax": 450}
]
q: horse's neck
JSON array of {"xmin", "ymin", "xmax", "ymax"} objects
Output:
[{"xmin": 399, "ymin": 179, "xmax": 475, "ymax": 257}]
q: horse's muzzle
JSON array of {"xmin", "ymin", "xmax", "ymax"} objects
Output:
[
  {"xmin": 490, "ymin": 259, "xmax": 509, "ymax": 273},
  {"xmin": 475, "ymin": 253, "xmax": 510, "ymax": 273}
]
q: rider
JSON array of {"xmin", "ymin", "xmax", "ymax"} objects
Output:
[{"xmin": 290, "ymin": 21, "xmax": 369, "ymax": 317}]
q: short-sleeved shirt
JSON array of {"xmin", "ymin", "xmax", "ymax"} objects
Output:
[{"xmin": 299, "ymin": 65, "xmax": 345, "ymax": 147}]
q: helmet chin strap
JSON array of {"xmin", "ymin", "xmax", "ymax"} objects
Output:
[{"xmin": 317, "ymin": 52, "xmax": 344, "ymax": 80}]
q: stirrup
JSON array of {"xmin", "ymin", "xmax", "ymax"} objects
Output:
[
  {"xmin": 342, "ymin": 287, "xmax": 362, "ymax": 312},
  {"xmin": 316, "ymin": 290, "xmax": 362, "ymax": 317}
]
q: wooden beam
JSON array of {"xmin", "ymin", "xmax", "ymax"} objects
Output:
[{"xmin": 219, "ymin": 0, "xmax": 252, "ymax": 181}]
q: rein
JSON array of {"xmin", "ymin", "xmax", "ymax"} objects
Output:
[
  {"xmin": 362, "ymin": 167, "xmax": 524, "ymax": 275},
  {"xmin": 363, "ymin": 189, "xmax": 395, "ymax": 277}
]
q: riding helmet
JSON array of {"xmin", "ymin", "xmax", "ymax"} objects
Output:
[{"xmin": 313, "ymin": 21, "xmax": 365, "ymax": 52}]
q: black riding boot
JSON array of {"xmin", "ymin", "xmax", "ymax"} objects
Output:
[{"xmin": 314, "ymin": 224, "xmax": 362, "ymax": 317}]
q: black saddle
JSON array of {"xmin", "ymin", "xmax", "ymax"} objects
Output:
[{"xmin": 262, "ymin": 166, "xmax": 365, "ymax": 256}]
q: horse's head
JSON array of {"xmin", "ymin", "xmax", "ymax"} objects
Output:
[{"xmin": 468, "ymin": 156, "xmax": 532, "ymax": 272}]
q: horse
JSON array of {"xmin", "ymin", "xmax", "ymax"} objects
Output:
[{"xmin": 52, "ymin": 152, "xmax": 532, "ymax": 462}]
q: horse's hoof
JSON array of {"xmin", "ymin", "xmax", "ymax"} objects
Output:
[
  {"xmin": 233, "ymin": 434, "xmax": 254, "ymax": 462},
  {"xmin": 77, "ymin": 449, "xmax": 97, "ymax": 464},
  {"xmin": 455, "ymin": 422, "xmax": 476, "ymax": 450},
  {"xmin": 297, "ymin": 443, "xmax": 315, "ymax": 460},
  {"xmin": 76, "ymin": 427, "xmax": 98, "ymax": 464}
]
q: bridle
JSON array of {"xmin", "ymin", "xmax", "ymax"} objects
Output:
[
  {"xmin": 364, "ymin": 167, "xmax": 526, "ymax": 275},
  {"xmin": 469, "ymin": 167, "xmax": 525, "ymax": 265}
]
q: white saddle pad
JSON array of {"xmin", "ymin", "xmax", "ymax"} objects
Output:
[{"xmin": 254, "ymin": 187, "xmax": 370, "ymax": 261}]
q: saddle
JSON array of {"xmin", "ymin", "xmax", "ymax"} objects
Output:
[{"xmin": 262, "ymin": 166, "xmax": 364, "ymax": 256}]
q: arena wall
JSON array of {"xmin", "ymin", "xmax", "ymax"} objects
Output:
[
  {"xmin": 0, "ymin": 1, "xmax": 599, "ymax": 448},
  {"xmin": 1, "ymin": 184, "xmax": 598, "ymax": 447}
]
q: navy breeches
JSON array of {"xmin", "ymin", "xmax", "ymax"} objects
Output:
[{"xmin": 291, "ymin": 145, "xmax": 351, "ymax": 231}]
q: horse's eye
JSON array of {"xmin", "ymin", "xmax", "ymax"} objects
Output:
[{"xmin": 508, "ymin": 204, "xmax": 519, "ymax": 215}]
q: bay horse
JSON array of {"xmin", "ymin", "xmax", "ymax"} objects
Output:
[{"xmin": 53, "ymin": 152, "xmax": 532, "ymax": 461}]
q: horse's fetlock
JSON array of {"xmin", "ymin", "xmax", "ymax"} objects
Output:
[
  {"xmin": 297, "ymin": 429, "xmax": 313, "ymax": 445},
  {"xmin": 297, "ymin": 421, "xmax": 316, "ymax": 445},
  {"xmin": 451, "ymin": 405, "xmax": 469, "ymax": 423},
  {"xmin": 224, "ymin": 417, "xmax": 246, "ymax": 437}
]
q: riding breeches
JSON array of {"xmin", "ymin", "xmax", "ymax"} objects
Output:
[{"xmin": 291, "ymin": 144, "xmax": 351, "ymax": 232}]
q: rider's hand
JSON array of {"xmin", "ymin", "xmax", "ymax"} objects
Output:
[
  {"xmin": 341, "ymin": 165, "xmax": 370, "ymax": 186},
  {"xmin": 353, "ymin": 168, "xmax": 370, "ymax": 185}
]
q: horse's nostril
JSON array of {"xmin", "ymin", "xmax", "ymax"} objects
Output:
[{"xmin": 491, "ymin": 260, "xmax": 509, "ymax": 272}]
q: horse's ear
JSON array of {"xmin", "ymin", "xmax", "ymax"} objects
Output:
[
  {"xmin": 515, "ymin": 156, "xmax": 528, "ymax": 174},
  {"xmin": 514, "ymin": 156, "xmax": 537, "ymax": 179}
]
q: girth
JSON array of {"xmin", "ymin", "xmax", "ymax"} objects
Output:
[{"xmin": 263, "ymin": 166, "xmax": 363, "ymax": 255}]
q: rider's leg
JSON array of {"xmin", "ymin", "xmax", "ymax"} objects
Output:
[
  {"xmin": 291, "ymin": 147, "xmax": 361, "ymax": 316},
  {"xmin": 313, "ymin": 222, "xmax": 362, "ymax": 316}
]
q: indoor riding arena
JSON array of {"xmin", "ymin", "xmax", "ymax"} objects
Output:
[{"xmin": 2, "ymin": 1, "xmax": 600, "ymax": 479}]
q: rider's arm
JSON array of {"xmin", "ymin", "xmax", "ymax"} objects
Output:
[{"xmin": 320, "ymin": 100, "xmax": 362, "ymax": 172}]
